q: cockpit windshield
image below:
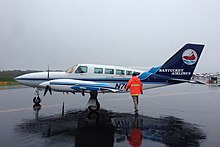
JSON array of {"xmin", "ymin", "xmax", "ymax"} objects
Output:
[{"xmin": 65, "ymin": 65, "xmax": 77, "ymax": 73}]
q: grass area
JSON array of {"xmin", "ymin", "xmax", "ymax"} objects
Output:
[
  {"xmin": 0, "ymin": 70, "xmax": 41, "ymax": 86},
  {"xmin": 0, "ymin": 81, "xmax": 19, "ymax": 86}
]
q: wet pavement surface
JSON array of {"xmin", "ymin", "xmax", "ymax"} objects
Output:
[{"xmin": 0, "ymin": 83, "xmax": 220, "ymax": 146}]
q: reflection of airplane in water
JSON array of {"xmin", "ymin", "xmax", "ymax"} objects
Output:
[
  {"xmin": 15, "ymin": 44, "xmax": 204, "ymax": 112},
  {"xmin": 17, "ymin": 107, "xmax": 205, "ymax": 147}
]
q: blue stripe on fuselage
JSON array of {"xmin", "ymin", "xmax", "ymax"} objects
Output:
[
  {"xmin": 138, "ymin": 72, "xmax": 152, "ymax": 80},
  {"xmin": 148, "ymin": 66, "xmax": 161, "ymax": 73},
  {"xmin": 138, "ymin": 66, "xmax": 161, "ymax": 80},
  {"xmin": 16, "ymin": 78, "xmax": 130, "ymax": 82},
  {"xmin": 16, "ymin": 76, "xmax": 182, "ymax": 84}
]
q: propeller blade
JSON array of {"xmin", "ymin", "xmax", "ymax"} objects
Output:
[
  {"xmin": 44, "ymin": 85, "xmax": 49, "ymax": 96},
  {"xmin": 49, "ymin": 87, "xmax": 52, "ymax": 95},
  {"xmin": 44, "ymin": 85, "xmax": 52, "ymax": 96}
]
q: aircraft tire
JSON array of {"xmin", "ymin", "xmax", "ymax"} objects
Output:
[
  {"xmin": 88, "ymin": 101, "xmax": 100, "ymax": 112},
  {"xmin": 33, "ymin": 96, "xmax": 41, "ymax": 104}
]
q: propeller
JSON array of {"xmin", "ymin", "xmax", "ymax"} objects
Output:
[
  {"xmin": 43, "ymin": 66, "xmax": 52, "ymax": 96},
  {"xmin": 44, "ymin": 85, "xmax": 52, "ymax": 96}
]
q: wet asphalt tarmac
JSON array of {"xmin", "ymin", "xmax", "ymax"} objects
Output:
[{"xmin": 0, "ymin": 83, "xmax": 220, "ymax": 147}]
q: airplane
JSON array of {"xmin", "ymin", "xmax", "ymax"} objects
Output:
[{"xmin": 15, "ymin": 43, "xmax": 205, "ymax": 112}]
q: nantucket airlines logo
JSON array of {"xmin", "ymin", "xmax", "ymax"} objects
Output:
[{"xmin": 182, "ymin": 49, "xmax": 198, "ymax": 65}]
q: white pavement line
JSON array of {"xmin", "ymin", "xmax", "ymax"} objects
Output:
[{"xmin": 0, "ymin": 104, "xmax": 60, "ymax": 113}]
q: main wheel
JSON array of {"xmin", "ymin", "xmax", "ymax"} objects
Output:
[
  {"xmin": 33, "ymin": 96, "xmax": 41, "ymax": 104},
  {"xmin": 88, "ymin": 101, "xmax": 100, "ymax": 112}
]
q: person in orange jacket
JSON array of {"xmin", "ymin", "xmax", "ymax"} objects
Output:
[{"xmin": 126, "ymin": 72, "xmax": 143, "ymax": 113}]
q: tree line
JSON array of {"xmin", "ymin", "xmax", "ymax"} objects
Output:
[{"xmin": 0, "ymin": 70, "xmax": 41, "ymax": 82}]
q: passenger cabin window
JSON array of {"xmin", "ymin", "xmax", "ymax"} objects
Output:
[
  {"xmin": 94, "ymin": 68, "xmax": 103, "ymax": 74},
  {"xmin": 116, "ymin": 69, "xmax": 125, "ymax": 75},
  {"xmin": 105, "ymin": 68, "xmax": 114, "ymax": 74},
  {"xmin": 126, "ymin": 70, "xmax": 132, "ymax": 75},
  {"xmin": 133, "ymin": 71, "xmax": 140, "ymax": 75},
  {"xmin": 75, "ymin": 66, "xmax": 88, "ymax": 74}
]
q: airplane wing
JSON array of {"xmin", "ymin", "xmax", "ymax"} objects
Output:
[
  {"xmin": 189, "ymin": 79, "xmax": 208, "ymax": 85},
  {"xmin": 100, "ymin": 87, "xmax": 120, "ymax": 93},
  {"xmin": 70, "ymin": 83, "xmax": 120, "ymax": 92},
  {"xmin": 40, "ymin": 79, "xmax": 120, "ymax": 93}
]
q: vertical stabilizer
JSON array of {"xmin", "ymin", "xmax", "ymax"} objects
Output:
[{"xmin": 155, "ymin": 43, "xmax": 204, "ymax": 80}]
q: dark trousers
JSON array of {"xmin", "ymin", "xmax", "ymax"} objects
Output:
[{"xmin": 132, "ymin": 96, "xmax": 139, "ymax": 111}]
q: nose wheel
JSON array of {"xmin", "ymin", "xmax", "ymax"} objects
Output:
[
  {"xmin": 33, "ymin": 88, "xmax": 41, "ymax": 104},
  {"xmin": 33, "ymin": 96, "xmax": 41, "ymax": 104}
]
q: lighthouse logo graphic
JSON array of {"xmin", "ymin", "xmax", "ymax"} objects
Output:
[{"xmin": 182, "ymin": 49, "xmax": 198, "ymax": 65}]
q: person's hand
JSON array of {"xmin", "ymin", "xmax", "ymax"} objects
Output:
[{"xmin": 141, "ymin": 91, "xmax": 143, "ymax": 95}]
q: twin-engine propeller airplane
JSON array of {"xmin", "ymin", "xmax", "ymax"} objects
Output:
[{"xmin": 15, "ymin": 43, "xmax": 204, "ymax": 112}]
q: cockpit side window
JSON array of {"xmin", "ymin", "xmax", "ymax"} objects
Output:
[{"xmin": 75, "ymin": 66, "xmax": 88, "ymax": 74}]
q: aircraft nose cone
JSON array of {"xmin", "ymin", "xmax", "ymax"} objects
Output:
[
  {"xmin": 15, "ymin": 76, "xmax": 19, "ymax": 81},
  {"xmin": 15, "ymin": 75, "xmax": 25, "ymax": 84}
]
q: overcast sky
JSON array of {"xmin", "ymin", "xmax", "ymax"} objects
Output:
[{"xmin": 0, "ymin": 0, "xmax": 219, "ymax": 72}]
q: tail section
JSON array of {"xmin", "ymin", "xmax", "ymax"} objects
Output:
[{"xmin": 156, "ymin": 43, "xmax": 204, "ymax": 81}]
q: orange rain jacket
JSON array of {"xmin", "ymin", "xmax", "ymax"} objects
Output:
[
  {"xmin": 127, "ymin": 128, "xmax": 143, "ymax": 147},
  {"xmin": 126, "ymin": 76, "xmax": 143, "ymax": 96}
]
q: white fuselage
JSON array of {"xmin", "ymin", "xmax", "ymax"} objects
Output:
[{"xmin": 15, "ymin": 64, "xmax": 167, "ymax": 93}]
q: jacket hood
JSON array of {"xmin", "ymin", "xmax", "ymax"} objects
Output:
[{"xmin": 132, "ymin": 76, "xmax": 140, "ymax": 82}]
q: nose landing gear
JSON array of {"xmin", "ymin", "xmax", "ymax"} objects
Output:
[{"xmin": 33, "ymin": 88, "xmax": 42, "ymax": 104}]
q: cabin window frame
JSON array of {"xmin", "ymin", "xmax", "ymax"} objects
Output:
[
  {"xmin": 133, "ymin": 71, "xmax": 140, "ymax": 75},
  {"xmin": 105, "ymin": 68, "xmax": 114, "ymax": 74},
  {"xmin": 116, "ymin": 69, "xmax": 125, "ymax": 75},
  {"xmin": 126, "ymin": 70, "xmax": 132, "ymax": 75},
  {"xmin": 94, "ymin": 67, "xmax": 103, "ymax": 74}
]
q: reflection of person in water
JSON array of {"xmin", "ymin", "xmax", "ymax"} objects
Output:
[{"xmin": 126, "ymin": 115, "xmax": 143, "ymax": 147}]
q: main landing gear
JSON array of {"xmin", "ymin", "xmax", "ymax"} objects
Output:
[
  {"xmin": 32, "ymin": 89, "xmax": 100, "ymax": 112},
  {"xmin": 87, "ymin": 90, "xmax": 100, "ymax": 112},
  {"xmin": 33, "ymin": 88, "xmax": 42, "ymax": 104}
]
